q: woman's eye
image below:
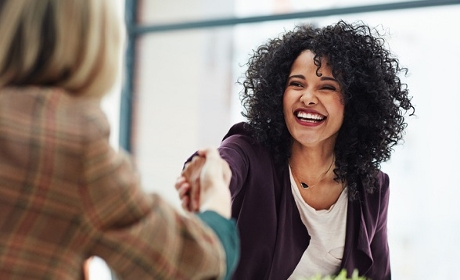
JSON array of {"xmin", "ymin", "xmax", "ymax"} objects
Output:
[
  {"xmin": 321, "ymin": 86, "xmax": 336, "ymax": 91},
  {"xmin": 289, "ymin": 81, "xmax": 303, "ymax": 87}
]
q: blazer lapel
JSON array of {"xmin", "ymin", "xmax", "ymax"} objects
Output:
[{"xmin": 340, "ymin": 196, "xmax": 373, "ymax": 276}]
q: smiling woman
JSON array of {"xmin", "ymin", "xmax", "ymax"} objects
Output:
[{"xmin": 177, "ymin": 20, "xmax": 414, "ymax": 280}]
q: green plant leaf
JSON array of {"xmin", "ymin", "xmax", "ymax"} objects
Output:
[{"xmin": 296, "ymin": 269, "xmax": 367, "ymax": 280}]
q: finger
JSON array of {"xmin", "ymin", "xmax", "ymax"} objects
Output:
[
  {"xmin": 181, "ymin": 154, "xmax": 207, "ymax": 212},
  {"xmin": 181, "ymin": 196, "xmax": 191, "ymax": 211},
  {"xmin": 175, "ymin": 176, "xmax": 186, "ymax": 190},
  {"xmin": 181, "ymin": 155, "xmax": 199, "ymax": 176},
  {"xmin": 190, "ymin": 178, "xmax": 201, "ymax": 212},
  {"xmin": 181, "ymin": 155, "xmax": 205, "ymax": 180},
  {"xmin": 177, "ymin": 183, "xmax": 191, "ymax": 199}
]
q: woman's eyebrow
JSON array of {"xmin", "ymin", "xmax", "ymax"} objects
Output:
[
  {"xmin": 287, "ymin": 74, "xmax": 305, "ymax": 80},
  {"xmin": 320, "ymin": 76, "xmax": 338, "ymax": 82}
]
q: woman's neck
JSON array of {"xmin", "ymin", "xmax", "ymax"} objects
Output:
[
  {"xmin": 289, "ymin": 142, "xmax": 343, "ymax": 210},
  {"xmin": 289, "ymin": 142, "xmax": 335, "ymax": 177}
]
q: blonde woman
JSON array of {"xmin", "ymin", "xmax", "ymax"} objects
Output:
[{"xmin": 0, "ymin": 0, "xmax": 239, "ymax": 279}]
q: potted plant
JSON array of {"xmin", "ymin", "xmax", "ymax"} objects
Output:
[{"xmin": 299, "ymin": 269, "xmax": 367, "ymax": 280}]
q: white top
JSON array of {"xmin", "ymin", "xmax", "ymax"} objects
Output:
[{"xmin": 288, "ymin": 167, "xmax": 348, "ymax": 279}]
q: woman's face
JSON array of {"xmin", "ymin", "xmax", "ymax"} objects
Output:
[{"xmin": 283, "ymin": 50, "xmax": 344, "ymax": 149}]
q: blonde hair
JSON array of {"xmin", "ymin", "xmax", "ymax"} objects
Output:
[{"xmin": 0, "ymin": 0, "xmax": 124, "ymax": 97}]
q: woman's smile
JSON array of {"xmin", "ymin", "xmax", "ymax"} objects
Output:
[{"xmin": 294, "ymin": 109, "xmax": 327, "ymax": 126}]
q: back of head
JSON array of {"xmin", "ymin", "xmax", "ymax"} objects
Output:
[{"xmin": 0, "ymin": 0, "xmax": 123, "ymax": 97}]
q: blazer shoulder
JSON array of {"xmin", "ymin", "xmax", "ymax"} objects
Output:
[
  {"xmin": 54, "ymin": 90, "xmax": 111, "ymax": 143},
  {"xmin": 220, "ymin": 122, "xmax": 265, "ymax": 155}
]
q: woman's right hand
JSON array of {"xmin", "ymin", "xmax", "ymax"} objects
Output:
[{"xmin": 175, "ymin": 147, "xmax": 232, "ymax": 218}]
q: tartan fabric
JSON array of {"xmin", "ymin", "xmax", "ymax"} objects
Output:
[{"xmin": 0, "ymin": 87, "xmax": 226, "ymax": 280}]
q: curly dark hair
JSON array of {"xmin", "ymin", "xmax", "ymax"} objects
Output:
[{"xmin": 239, "ymin": 20, "xmax": 415, "ymax": 200}]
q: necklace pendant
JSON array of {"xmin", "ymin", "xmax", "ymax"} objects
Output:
[{"xmin": 300, "ymin": 182, "xmax": 309, "ymax": 189}]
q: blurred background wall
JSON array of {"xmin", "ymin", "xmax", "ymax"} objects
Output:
[{"xmin": 96, "ymin": 0, "xmax": 460, "ymax": 279}]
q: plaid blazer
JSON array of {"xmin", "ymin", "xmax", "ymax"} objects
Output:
[{"xmin": 0, "ymin": 87, "xmax": 227, "ymax": 279}]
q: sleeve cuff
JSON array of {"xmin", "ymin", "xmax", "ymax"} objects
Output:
[{"xmin": 197, "ymin": 211, "xmax": 240, "ymax": 280}]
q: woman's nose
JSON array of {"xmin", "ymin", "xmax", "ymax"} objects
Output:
[{"xmin": 299, "ymin": 89, "xmax": 318, "ymax": 105}]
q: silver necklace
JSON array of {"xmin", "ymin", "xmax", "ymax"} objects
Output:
[{"xmin": 292, "ymin": 155, "xmax": 335, "ymax": 189}]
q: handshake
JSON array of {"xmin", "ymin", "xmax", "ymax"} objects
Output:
[{"xmin": 175, "ymin": 148, "xmax": 232, "ymax": 218}]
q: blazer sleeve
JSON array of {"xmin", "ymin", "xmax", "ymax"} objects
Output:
[
  {"xmin": 197, "ymin": 211, "xmax": 240, "ymax": 280},
  {"xmin": 78, "ymin": 112, "xmax": 236, "ymax": 280},
  {"xmin": 218, "ymin": 134, "xmax": 251, "ymax": 199}
]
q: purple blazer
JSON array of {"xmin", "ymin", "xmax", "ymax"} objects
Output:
[{"xmin": 218, "ymin": 122, "xmax": 390, "ymax": 280}]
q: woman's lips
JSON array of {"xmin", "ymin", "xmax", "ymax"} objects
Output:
[{"xmin": 294, "ymin": 109, "xmax": 326, "ymax": 125}]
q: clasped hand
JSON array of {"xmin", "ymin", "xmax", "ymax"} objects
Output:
[{"xmin": 175, "ymin": 148, "xmax": 232, "ymax": 218}]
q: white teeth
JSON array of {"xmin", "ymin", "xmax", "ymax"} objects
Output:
[{"xmin": 296, "ymin": 111, "xmax": 325, "ymax": 120}]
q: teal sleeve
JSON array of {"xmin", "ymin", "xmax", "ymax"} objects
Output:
[{"xmin": 197, "ymin": 211, "xmax": 240, "ymax": 280}]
